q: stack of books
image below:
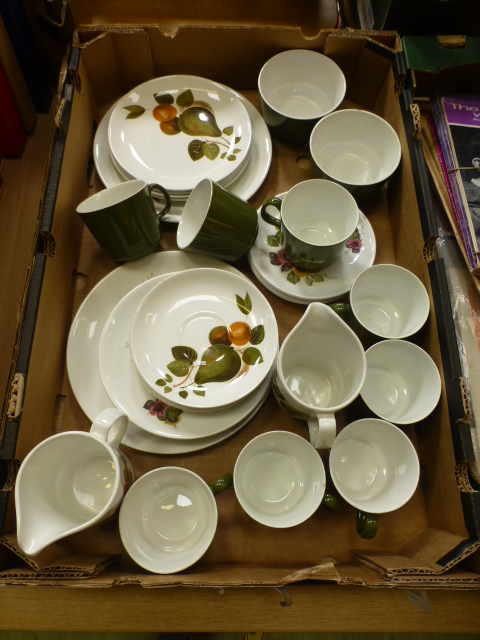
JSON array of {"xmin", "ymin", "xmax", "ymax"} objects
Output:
[{"xmin": 428, "ymin": 94, "xmax": 480, "ymax": 276}]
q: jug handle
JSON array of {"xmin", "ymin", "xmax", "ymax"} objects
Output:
[
  {"xmin": 308, "ymin": 413, "xmax": 336, "ymax": 450},
  {"xmin": 90, "ymin": 407, "xmax": 128, "ymax": 448}
]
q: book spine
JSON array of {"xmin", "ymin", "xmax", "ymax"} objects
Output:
[{"xmin": 431, "ymin": 97, "xmax": 480, "ymax": 271}]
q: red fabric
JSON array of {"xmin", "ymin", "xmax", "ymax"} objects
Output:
[{"xmin": 0, "ymin": 59, "xmax": 25, "ymax": 156}]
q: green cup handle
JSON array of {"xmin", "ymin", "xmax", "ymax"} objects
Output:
[
  {"xmin": 356, "ymin": 510, "xmax": 378, "ymax": 539},
  {"xmin": 322, "ymin": 492, "xmax": 341, "ymax": 513},
  {"xmin": 260, "ymin": 196, "xmax": 283, "ymax": 228},
  {"xmin": 148, "ymin": 183, "xmax": 171, "ymax": 220},
  {"xmin": 210, "ymin": 473, "xmax": 233, "ymax": 497},
  {"xmin": 330, "ymin": 302, "xmax": 353, "ymax": 323}
]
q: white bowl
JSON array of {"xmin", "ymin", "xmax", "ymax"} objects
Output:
[
  {"xmin": 130, "ymin": 267, "xmax": 278, "ymax": 411},
  {"xmin": 258, "ymin": 49, "xmax": 346, "ymax": 143},
  {"xmin": 329, "ymin": 418, "xmax": 420, "ymax": 514},
  {"xmin": 349, "ymin": 264, "xmax": 430, "ymax": 339},
  {"xmin": 234, "ymin": 430, "xmax": 326, "ymax": 528},
  {"xmin": 310, "ymin": 109, "xmax": 401, "ymax": 196},
  {"xmin": 119, "ymin": 467, "xmax": 218, "ymax": 574},
  {"xmin": 361, "ymin": 340, "xmax": 442, "ymax": 424}
]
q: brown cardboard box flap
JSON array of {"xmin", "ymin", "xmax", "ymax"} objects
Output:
[
  {"xmin": 353, "ymin": 528, "xmax": 480, "ymax": 578},
  {"xmin": 0, "ymin": 533, "xmax": 120, "ymax": 578}
]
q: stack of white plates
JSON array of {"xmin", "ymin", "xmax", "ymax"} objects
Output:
[
  {"xmin": 67, "ymin": 252, "xmax": 279, "ymax": 455},
  {"xmin": 94, "ymin": 75, "xmax": 273, "ymax": 222}
]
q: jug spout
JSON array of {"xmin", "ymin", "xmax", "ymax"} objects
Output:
[
  {"xmin": 17, "ymin": 512, "xmax": 80, "ymax": 556},
  {"xmin": 300, "ymin": 301, "xmax": 350, "ymax": 331}
]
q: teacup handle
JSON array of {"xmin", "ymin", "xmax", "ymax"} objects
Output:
[
  {"xmin": 322, "ymin": 492, "xmax": 341, "ymax": 513},
  {"xmin": 356, "ymin": 510, "xmax": 378, "ymax": 539},
  {"xmin": 330, "ymin": 302, "xmax": 354, "ymax": 323},
  {"xmin": 148, "ymin": 183, "xmax": 172, "ymax": 220},
  {"xmin": 210, "ymin": 473, "xmax": 233, "ymax": 496},
  {"xmin": 308, "ymin": 413, "xmax": 336, "ymax": 450},
  {"xmin": 260, "ymin": 196, "xmax": 283, "ymax": 228},
  {"xmin": 90, "ymin": 407, "xmax": 128, "ymax": 449}
]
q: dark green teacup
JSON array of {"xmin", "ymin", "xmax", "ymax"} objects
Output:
[
  {"xmin": 260, "ymin": 179, "xmax": 359, "ymax": 272},
  {"xmin": 77, "ymin": 180, "xmax": 171, "ymax": 262},
  {"xmin": 176, "ymin": 179, "xmax": 258, "ymax": 262}
]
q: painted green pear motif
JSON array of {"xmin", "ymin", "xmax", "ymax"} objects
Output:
[
  {"xmin": 178, "ymin": 107, "xmax": 222, "ymax": 137},
  {"xmin": 154, "ymin": 292, "xmax": 265, "ymax": 402},
  {"xmin": 194, "ymin": 344, "xmax": 242, "ymax": 385},
  {"xmin": 123, "ymin": 88, "xmax": 242, "ymax": 164}
]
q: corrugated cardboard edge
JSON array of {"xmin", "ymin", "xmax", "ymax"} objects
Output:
[
  {"xmin": 352, "ymin": 528, "xmax": 480, "ymax": 580},
  {"xmin": 0, "ymin": 534, "xmax": 121, "ymax": 578}
]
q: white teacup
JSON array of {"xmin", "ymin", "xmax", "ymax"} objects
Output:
[
  {"xmin": 261, "ymin": 179, "xmax": 359, "ymax": 272},
  {"xmin": 119, "ymin": 467, "xmax": 231, "ymax": 574},
  {"xmin": 15, "ymin": 408, "xmax": 134, "ymax": 556},
  {"xmin": 272, "ymin": 302, "xmax": 366, "ymax": 449},
  {"xmin": 332, "ymin": 264, "xmax": 431, "ymax": 339},
  {"xmin": 309, "ymin": 109, "xmax": 402, "ymax": 197},
  {"xmin": 234, "ymin": 431, "xmax": 338, "ymax": 528},
  {"xmin": 329, "ymin": 418, "xmax": 420, "ymax": 538},
  {"xmin": 361, "ymin": 340, "xmax": 442, "ymax": 424},
  {"xmin": 258, "ymin": 49, "xmax": 346, "ymax": 143}
]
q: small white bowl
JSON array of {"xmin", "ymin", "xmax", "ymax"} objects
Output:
[
  {"xmin": 349, "ymin": 264, "xmax": 430, "ymax": 339},
  {"xmin": 119, "ymin": 467, "xmax": 218, "ymax": 574},
  {"xmin": 310, "ymin": 109, "xmax": 401, "ymax": 196},
  {"xmin": 329, "ymin": 418, "xmax": 420, "ymax": 515},
  {"xmin": 361, "ymin": 340, "xmax": 442, "ymax": 425},
  {"xmin": 234, "ymin": 431, "xmax": 326, "ymax": 528}
]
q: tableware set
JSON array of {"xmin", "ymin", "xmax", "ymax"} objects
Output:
[
  {"xmin": 16, "ymin": 52, "xmax": 437, "ymax": 569},
  {"xmin": 94, "ymin": 80, "xmax": 273, "ymax": 223}
]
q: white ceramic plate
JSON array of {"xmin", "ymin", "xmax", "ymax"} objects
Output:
[
  {"xmin": 94, "ymin": 91, "xmax": 272, "ymax": 223},
  {"xmin": 99, "ymin": 274, "xmax": 273, "ymax": 440},
  {"xmin": 130, "ymin": 268, "xmax": 278, "ymax": 411},
  {"xmin": 67, "ymin": 252, "xmax": 252, "ymax": 453},
  {"xmin": 108, "ymin": 75, "xmax": 252, "ymax": 193},
  {"xmin": 119, "ymin": 467, "xmax": 218, "ymax": 574},
  {"xmin": 248, "ymin": 194, "xmax": 376, "ymax": 304},
  {"xmin": 121, "ymin": 380, "xmax": 269, "ymax": 454}
]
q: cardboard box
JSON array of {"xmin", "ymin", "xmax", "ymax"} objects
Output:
[{"xmin": 1, "ymin": 24, "xmax": 480, "ymax": 592}]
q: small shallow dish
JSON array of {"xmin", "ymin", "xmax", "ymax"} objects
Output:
[
  {"xmin": 234, "ymin": 430, "xmax": 326, "ymax": 528},
  {"xmin": 119, "ymin": 467, "xmax": 218, "ymax": 574},
  {"xmin": 130, "ymin": 268, "xmax": 278, "ymax": 411},
  {"xmin": 108, "ymin": 75, "xmax": 252, "ymax": 193}
]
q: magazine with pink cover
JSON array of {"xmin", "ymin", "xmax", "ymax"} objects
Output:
[{"xmin": 432, "ymin": 94, "xmax": 480, "ymax": 263}]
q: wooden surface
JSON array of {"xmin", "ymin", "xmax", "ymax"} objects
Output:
[{"xmin": 0, "ymin": 584, "xmax": 479, "ymax": 633}]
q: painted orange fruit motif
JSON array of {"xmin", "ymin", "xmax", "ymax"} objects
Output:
[
  {"xmin": 152, "ymin": 104, "xmax": 177, "ymax": 122},
  {"xmin": 228, "ymin": 321, "xmax": 252, "ymax": 347}
]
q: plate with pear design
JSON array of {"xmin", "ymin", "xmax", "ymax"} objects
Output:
[
  {"xmin": 108, "ymin": 75, "xmax": 252, "ymax": 194},
  {"xmin": 130, "ymin": 267, "xmax": 278, "ymax": 412}
]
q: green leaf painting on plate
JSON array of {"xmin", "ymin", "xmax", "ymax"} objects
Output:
[
  {"xmin": 123, "ymin": 87, "xmax": 243, "ymax": 165},
  {"xmin": 153, "ymin": 292, "xmax": 266, "ymax": 402}
]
